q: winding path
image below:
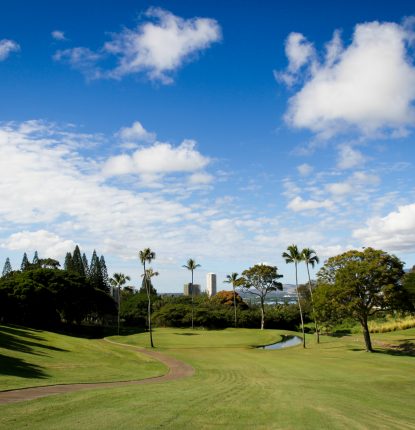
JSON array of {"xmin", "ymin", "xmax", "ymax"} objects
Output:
[{"xmin": 0, "ymin": 338, "xmax": 194, "ymax": 405}]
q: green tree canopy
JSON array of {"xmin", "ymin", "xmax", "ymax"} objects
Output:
[
  {"xmin": 316, "ymin": 247, "xmax": 405, "ymax": 352},
  {"xmin": 240, "ymin": 264, "xmax": 283, "ymax": 330}
]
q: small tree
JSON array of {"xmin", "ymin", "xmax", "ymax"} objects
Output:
[
  {"xmin": 100, "ymin": 255, "xmax": 110, "ymax": 293},
  {"xmin": 240, "ymin": 264, "xmax": 283, "ymax": 330},
  {"xmin": 316, "ymin": 247, "xmax": 405, "ymax": 352},
  {"xmin": 224, "ymin": 273, "xmax": 243, "ymax": 328},
  {"xmin": 2, "ymin": 258, "xmax": 12, "ymax": 277},
  {"xmin": 64, "ymin": 252, "xmax": 74, "ymax": 272},
  {"xmin": 182, "ymin": 258, "xmax": 201, "ymax": 330},
  {"xmin": 110, "ymin": 273, "xmax": 131, "ymax": 335},
  {"xmin": 139, "ymin": 248, "xmax": 156, "ymax": 348}
]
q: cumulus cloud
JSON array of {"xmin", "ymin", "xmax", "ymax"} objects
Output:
[
  {"xmin": 277, "ymin": 19, "xmax": 415, "ymax": 137},
  {"xmin": 287, "ymin": 196, "xmax": 334, "ymax": 212},
  {"xmin": 54, "ymin": 7, "xmax": 221, "ymax": 84},
  {"xmin": 116, "ymin": 121, "xmax": 156, "ymax": 143},
  {"xmin": 353, "ymin": 203, "xmax": 415, "ymax": 251},
  {"xmin": 2, "ymin": 230, "xmax": 75, "ymax": 259},
  {"xmin": 103, "ymin": 139, "xmax": 210, "ymax": 177},
  {"xmin": 0, "ymin": 39, "xmax": 20, "ymax": 61},
  {"xmin": 51, "ymin": 30, "xmax": 67, "ymax": 41}
]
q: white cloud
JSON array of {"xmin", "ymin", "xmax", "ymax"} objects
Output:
[
  {"xmin": 325, "ymin": 182, "xmax": 353, "ymax": 196},
  {"xmin": 188, "ymin": 172, "xmax": 214, "ymax": 185},
  {"xmin": 337, "ymin": 145, "xmax": 366, "ymax": 169},
  {"xmin": 0, "ymin": 39, "xmax": 20, "ymax": 61},
  {"xmin": 55, "ymin": 7, "xmax": 221, "ymax": 84},
  {"xmin": 287, "ymin": 196, "xmax": 334, "ymax": 212},
  {"xmin": 53, "ymin": 47, "xmax": 102, "ymax": 79},
  {"xmin": 278, "ymin": 19, "xmax": 415, "ymax": 137},
  {"xmin": 51, "ymin": 30, "xmax": 67, "ymax": 41},
  {"xmin": 275, "ymin": 32, "xmax": 316, "ymax": 85},
  {"xmin": 105, "ymin": 7, "xmax": 221, "ymax": 83},
  {"xmin": 2, "ymin": 230, "xmax": 75, "ymax": 259},
  {"xmin": 297, "ymin": 163, "xmax": 313, "ymax": 176},
  {"xmin": 326, "ymin": 171, "xmax": 379, "ymax": 196},
  {"xmin": 116, "ymin": 121, "xmax": 156, "ymax": 143},
  {"xmin": 353, "ymin": 203, "xmax": 415, "ymax": 251},
  {"xmin": 103, "ymin": 140, "xmax": 210, "ymax": 176}
]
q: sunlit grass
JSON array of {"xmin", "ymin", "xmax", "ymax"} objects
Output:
[{"xmin": 0, "ymin": 327, "xmax": 414, "ymax": 429}]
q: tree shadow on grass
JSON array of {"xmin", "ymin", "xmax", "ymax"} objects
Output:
[
  {"xmin": 0, "ymin": 325, "xmax": 67, "ymax": 356},
  {"xmin": 375, "ymin": 339, "xmax": 415, "ymax": 357},
  {"xmin": 0, "ymin": 353, "xmax": 47, "ymax": 380},
  {"xmin": 174, "ymin": 333, "xmax": 200, "ymax": 336}
]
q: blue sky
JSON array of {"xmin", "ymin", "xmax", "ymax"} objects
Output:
[{"xmin": 1, "ymin": 0, "xmax": 415, "ymax": 291}]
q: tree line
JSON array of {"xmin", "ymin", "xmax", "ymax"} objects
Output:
[{"xmin": 0, "ymin": 246, "xmax": 115, "ymax": 330}]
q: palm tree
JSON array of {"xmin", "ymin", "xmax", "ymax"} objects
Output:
[
  {"xmin": 302, "ymin": 248, "xmax": 320, "ymax": 343},
  {"xmin": 110, "ymin": 273, "xmax": 131, "ymax": 336},
  {"xmin": 139, "ymin": 248, "xmax": 156, "ymax": 348},
  {"xmin": 182, "ymin": 258, "xmax": 201, "ymax": 329},
  {"xmin": 282, "ymin": 244, "xmax": 306, "ymax": 348},
  {"xmin": 224, "ymin": 272, "xmax": 241, "ymax": 328}
]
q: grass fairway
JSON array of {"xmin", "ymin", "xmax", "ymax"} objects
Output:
[
  {"xmin": 0, "ymin": 327, "xmax": 414, "ymax": 429},
  {"xmin": 0, "ymin": 324, "xmax": 166, "ymax": 390}
]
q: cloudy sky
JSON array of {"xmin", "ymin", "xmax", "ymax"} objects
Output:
[{"xmin": 1, "ymin": 0, "xmax": 415, "ymax": 291}]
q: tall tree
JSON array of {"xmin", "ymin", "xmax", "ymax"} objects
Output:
[
  {"xmin": 89, "ymin": 250, "xmax": 104, "ymax": 291},
  {"xmin": 72, "ymin": 245, "xmax": 85, "ymax": 277},
  {"xmin": 139, "ymin": 248, "xmax": 156, "ymax": 348},
  {"xmin": 301, "ymin": 248, "xmax": 320, "ymax": 343},
  {"xmin": 282, "ymin": 245, "xmax": 306, "ymax": 348},
  {"xmin": 32, "ymin": 251, "xmax": 39, "ymax": 267},
  {"xmin": 182, "ymin": 258, "xmax": 201, "ymax": 330},
  {"xmin": 2, "ymin": 258, "xmax": 12, "ymax": 277},
  {"xmin": 100, "ymin": 255, "xmax": 109, "ymax": 293},
  {"xmin": 316, "ymin": 248, "xmax": 405, "ymax": 352},
  {"xmin": 224, "ymin": 272, "xmax": 242, "ymax": 328},
  {"xmin": 240, "ymin": 264, "xmax": 283, "ymax": 330},
  {"xmin": 64, "ymin": 252, "xmax": 74, "ymax": 272},
  {"xmin": 21, "ymin": 253, "xmax": 30, "ymax": 271},
  {"xmin": 82, "ymin": 253, "xmax": 89, "ymax": 278},
  {"xmin": 110, "ymin": 272, "xmax": 131, "ymax": 335}
]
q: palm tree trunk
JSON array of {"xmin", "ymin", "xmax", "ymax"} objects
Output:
[
  {"xmin": 191, "ymin": 270, "xmax": 194, "ymax": 330},
  {"xmin": 295, "ymin": 262, "xmax": 306, "ymax": 348},
  {"xmin": 117, "ymin": 285, "xmax": 120, "ymax": 336},
  {"xmin": 306, "ymin": 263, "xmax": 319, "ymax": 343},
  {"xmin": 143, "ymin": 261, "xmax": 154, "ymax": 348},
  {"xmin": 233, "ymin": 285, "xmax": 237, "ymax": 328}
]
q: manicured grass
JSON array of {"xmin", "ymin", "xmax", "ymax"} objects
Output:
[
  {"xmin": 0, "ymin": 327, "xmax": 414, "ymax": 429},
  {"xmin": 0, "ymin": 324, "xmax": 166, "ymax": 390}
]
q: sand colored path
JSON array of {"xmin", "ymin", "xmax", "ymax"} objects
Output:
[{"xmin": 0, "ymin": 338, "xmax": 194, "ymax": 405}]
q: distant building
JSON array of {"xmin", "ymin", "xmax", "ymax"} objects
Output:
[
  {"xmin": 183, "ymin": 283, "xmax": 201, "ymax": 296},
  {"xmin": 206, "ymin": 273, "xmax": 217, "ymax": 297}
]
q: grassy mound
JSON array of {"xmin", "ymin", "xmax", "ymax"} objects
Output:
[{"xmin": 0, "ymin": 324, "xmax": 166, "ymax": 390}]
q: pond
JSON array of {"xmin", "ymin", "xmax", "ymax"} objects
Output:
[{"xmin": 258, "ymin": 335, "xmax": 302, "ymax": 350}]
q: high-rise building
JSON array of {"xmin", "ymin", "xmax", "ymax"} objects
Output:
[
  {"xmin": 206, "ymin": 273, "xmax": 217, "ymax": 297},
  {"xmin": 183, "ymin": 283, "xmax": 201, "ymax": 296}
]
